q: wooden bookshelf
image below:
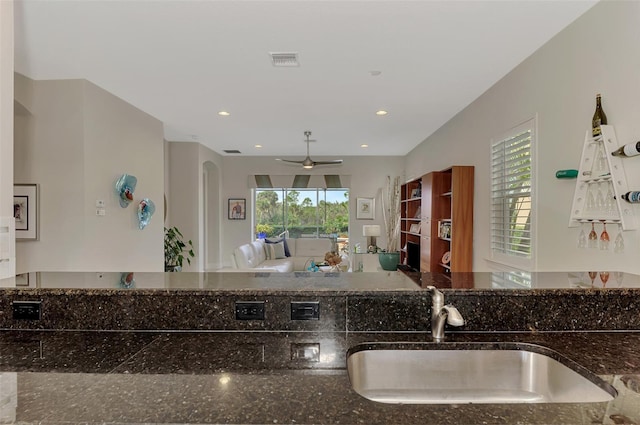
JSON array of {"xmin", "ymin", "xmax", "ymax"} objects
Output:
[{"xmin": 401, "ymin": 166, "xmax": 474, "ymax": 273}]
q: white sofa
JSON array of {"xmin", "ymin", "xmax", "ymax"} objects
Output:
[{"xmin": 231, "ymin": 238, "xmax": 333, "ymax": 272}]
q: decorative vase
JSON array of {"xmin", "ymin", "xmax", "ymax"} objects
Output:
[{"xmin": 378, "ymin": 251, "xmax": 400, "ymax": 271}]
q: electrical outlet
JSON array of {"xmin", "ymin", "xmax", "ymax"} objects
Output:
[
  {"xmin": 12, "ymin": 300, "xmax": 42, "ymax": 320},
  {"xmin": 291, "ymin": 301, "xmax": 320, "ymax": 320},
  {"xmin": 235, "ymin": 301, "xmax": 265, "ymax": 320}
]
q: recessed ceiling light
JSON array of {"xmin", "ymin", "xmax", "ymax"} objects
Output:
[
  {"xmin": 360, "ymin": 144, "xmax": 369, "ymax": 148},
  {"xmin": 254, "ymin": 144, "xmax": 263, "ymax": 148},
  {"xmin": 218, "ymin": 111, "xmax": 230, "ymax": 116},
  {"xmin": 376, "ymin": 110, "xmax": 388, "ymax": 116}
]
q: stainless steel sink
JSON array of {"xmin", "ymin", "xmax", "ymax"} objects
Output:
[{"xmin": 346, "ymin": 342, "xmax": 617, "ymax": 404}]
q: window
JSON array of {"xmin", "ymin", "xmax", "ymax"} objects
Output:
[
  {"xmin": 254, "ymin": 188, "xmax": 349, "ymax": 248},
  {"xmin": 490, "ymin": 119, "xmax": 535, "ymax": 269}
]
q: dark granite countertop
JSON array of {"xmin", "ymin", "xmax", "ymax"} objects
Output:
[
  {"xmin": 1, "ymin": 329, "xmax": 639, "ymax": 424},
  {"xmin": 1, "ymin": 271, "xmax": 639, "ymax": 423}
]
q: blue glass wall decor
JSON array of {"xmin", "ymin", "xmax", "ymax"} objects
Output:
[
  {"xmin": 115, "ymin": 174, "xmax": 137, "ymax": 208},
  {"xmin": 137, "ymin": 198, "xmax": 155, "ymax": 230}
]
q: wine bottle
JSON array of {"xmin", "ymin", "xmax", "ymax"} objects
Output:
[
  {"xmin": 620, "ymin": 191, "xmax": 640, "ymax": 203},
  {"xmin": 592, "ymin": 94, "xmax": 608, "ymax": 137},
  {"xmin": 555, "ymin": 169, "xmax": 578, "ymax": 179},
  {"xmin": 611, "ymin": 141, "xmax": 640, "ymax": 157}
]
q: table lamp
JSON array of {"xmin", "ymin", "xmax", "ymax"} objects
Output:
[{"xmin": 363, "ymin": 225, "xmax": 381, "ymax": 253}]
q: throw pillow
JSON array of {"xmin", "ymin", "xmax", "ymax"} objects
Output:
[
  {"xmin": 265, "ymin": 244, "xmax": 276, "ymax": 260},
  {"xmin": 265, "ymin": 237, "xmax": 291, "ymax": 257},
  {"xmin": 272, "ymin": 242, "xmax": 286, "ymax": 259}
]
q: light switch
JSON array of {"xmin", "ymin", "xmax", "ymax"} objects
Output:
[{"xmin": 96, "ymin": 208, "xmax": 106, "ymax": 216}]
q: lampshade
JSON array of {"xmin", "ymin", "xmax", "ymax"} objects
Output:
[{"xmin": 362, "ymin": 225, "xmax": 381, "ymax": 237}]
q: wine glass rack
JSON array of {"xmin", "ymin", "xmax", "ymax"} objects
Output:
[{"xmin": 569, "ymin": 125, "xmax": 636, "ymax": 230}]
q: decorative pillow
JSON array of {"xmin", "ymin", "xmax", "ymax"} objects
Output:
[
  {"xmin": 265, "ymin": 244, "xmax": 276, "ymax": 260},
  {"xmin": 265, "ymin": 237, "xmax": 291, "ymax": 257},
  {"xmin": 272, "ymin": 242, "xmax": 286, "ymax": 259}
]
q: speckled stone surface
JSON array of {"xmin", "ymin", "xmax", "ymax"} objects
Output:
[
  {"xmin": 2, "ymin": 271, "xmax": 640, "ymax": 332},
  {"xmin": 0, "ymin": 330, "xmax": 639, "ymax": 424},
  {"xmin": 0, "ymin": 271, "xmax": 639, "ymax": 423}
]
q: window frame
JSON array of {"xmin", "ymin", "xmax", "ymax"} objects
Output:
[
  {"xmin": 489, "ymin": 117, "xmax": 537, "ymax": 271},
  {"xmin": 253, "ymin": 187, "xmax": 349, "ymax": 239}
]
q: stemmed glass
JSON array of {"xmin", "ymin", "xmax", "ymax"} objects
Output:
[
  {"xmin": 595, "ymin": 144, "xmax": 607, "ymax": 173},
  {"xmin": 614, "ymin": 271, "xmax": 624, "ymax": 287},
  {"xmin": 605, "ymin": 183, "xmax": 615, "ymax": 214},
  {"xmin": 599, "ymin": 271, "xmax": 610, "ymax": 287},
  {"xmin": 599, "ymin": 222, "xmax": 610, "ymax": 250},
  {"xmin": 577, "ymin": 224, "xmax": 587, "ymax": 248},
  {"xmin": 595, "ymin": 184, "xmax": 606, "ymax": 213},
  {"xmin": 614, "ymin": 224, "xmax": 625, "ymax": 253},
  {"xmin": 586, "ymin": 186, "xmax": 596, "ymax": 212},
  {"xmin": 588, "ymin": 222, "xmax": 598, "ymax": 249},
  {"xmin": 588, "ymin": 271, "xmax": 598, "ymax": 286}
]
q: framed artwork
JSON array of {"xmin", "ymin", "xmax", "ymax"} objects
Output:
[
  {"xmin": 409, "ymin": 223, "xmax": 421, "ymax": 234},
  {"xmin": 356, "ymin": 197, "xmax": 375, "ymax": 220},
  {"xmin": 438, "ymin": 221, "xmax": 452, "ymax": 239},
  {"xmin": 14, "ymin": 184, "xmax": 39, "ymax": 240},
  {"xmin": 228, "ymin": 198, "xmax": 246, "ymax": 220}
]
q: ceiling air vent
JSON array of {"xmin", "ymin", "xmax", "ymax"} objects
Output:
[
  {"xmin": 270, "ymin": 52, "xmax": 299, "ymax": 67},
  {"xmin": 223, "ymin": 149, "xmax": 241, "ymax": 154}
]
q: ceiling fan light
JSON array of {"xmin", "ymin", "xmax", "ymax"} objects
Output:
[{"xmin": 303, "ymin": 164, "xmax": 313, "ymax": 169}]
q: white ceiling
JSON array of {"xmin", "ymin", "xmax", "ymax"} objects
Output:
[{"xmin": 14, "ymin": 0, "xmax": 597, "ymax": 158}]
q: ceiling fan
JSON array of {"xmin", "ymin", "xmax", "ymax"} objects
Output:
[{"xmin": 276, "ymin": 131, "xmax": 343, "ymax": 169}]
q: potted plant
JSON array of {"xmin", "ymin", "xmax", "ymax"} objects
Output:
[
  {"xmin": 378, "ymin": 176, "xmax": 402, "ymax": 271},
  {"xmin": 164, "ymin": 226, "xmax": 195, "ymax": 272}
]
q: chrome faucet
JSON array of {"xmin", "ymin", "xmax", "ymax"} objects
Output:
[{"xmin": 426, "ymin": 286, "xmax": 464, "ymax": 341}]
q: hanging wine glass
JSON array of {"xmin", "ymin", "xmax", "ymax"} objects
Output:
[
  {"xmin": 614, "ymin": 271, "xmax": 624, "ymax": 287},
  {"xmin": 586, "ymin": 186, "xmax": 596, "ymax": 212},
  {"xmin": 577, "ymin": 223, "xmax": 587, "ymax": 248},
  {"xmin": 599, "ymin": 271, "xmax": 610, "ymax": 287},
  {"xmin": 599, "ymin": 222, "xmax": 610, "ymax": 250},
  {"xmin": 595, "ymin": 185, "xmax": 606, "ymax": 213},
  {"xmin": 613, "ymin": 224, "xmax": 624, "ymax": 254},
  {"xmin": 596, "ymin": 144, "xmax": 607, "ymax": 172},
  {"xmin": 605, "ymin": 183, "xmax": 615, "ymax": 214},
  {"xmin": 588, "ymin": 271, "xmax": 597, "ymax": 286},
  {"xmin": 588, "ymin": 222, "xmax": 598, "ymax": 249}
]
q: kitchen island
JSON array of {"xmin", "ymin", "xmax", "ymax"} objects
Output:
[{"xmin": 0, "ymin": 271, "xmax": 639, "ymax": 424}]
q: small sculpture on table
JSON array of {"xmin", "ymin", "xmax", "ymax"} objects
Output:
[{"xmin": 324, "ymin": 251, "xmax": 343, "ymax": 272}]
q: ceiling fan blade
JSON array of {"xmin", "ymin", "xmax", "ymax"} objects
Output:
[
  {"xmin": 312, "ymin": 160, "xmax": 343, "ymax": 165},
  {"xmin": 276, "ymin": 158, "xmax": 305, "ymax": 164}
]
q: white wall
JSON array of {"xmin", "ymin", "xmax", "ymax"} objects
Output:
[
  {"xmin": 166, "ymin": 141, "xmax": 223, "ymax": 271},
  {"xmin": 405, "ymin": 1, "xmax": 640, "ymax": 273},
  {"xmin": 14, "ymin": 75, "xmax": 165, "ymax": 272},
  {"xmin": 0, "ymin": 0, "xmax": 14, "ymax": 280},
  {"xmin": 219, "ymin": 156, "xmax": 404, "ymax": 268}
]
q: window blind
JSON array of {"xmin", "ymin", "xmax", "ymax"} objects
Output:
[{"xmin": 491, "ymin": 129, "xmax": 532, "ymax": 258}]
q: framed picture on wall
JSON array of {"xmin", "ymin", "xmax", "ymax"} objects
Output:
[
  {"xmin": 228, "ymin": 198, "xmax": 246, "ymax": 220},
  {"xmin": 356, "ymin": 197, "xmax": 375, "ymax": 220},
  {"xmin": 14, "ymin": 184, "xmax": 39, "ymax": 240}
]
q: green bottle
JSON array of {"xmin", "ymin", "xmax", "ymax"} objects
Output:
[
  {"xmin": 592, "ymin": 94, "xmax": 608, "ymax": 137},
  {"xmin": 555, "ymin": 169, "xmax": 578, "ymax": 179}
]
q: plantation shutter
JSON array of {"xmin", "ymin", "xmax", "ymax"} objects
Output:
[{"xmin": 491, "ymin": 128, "xmax": 532, "ymax": 259}]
